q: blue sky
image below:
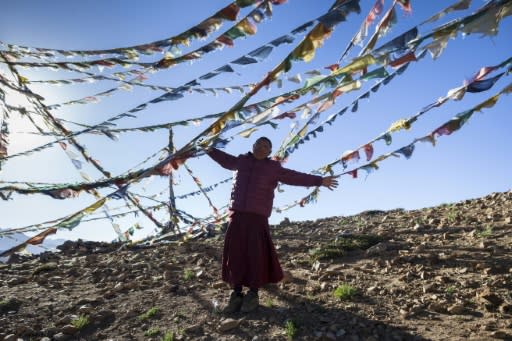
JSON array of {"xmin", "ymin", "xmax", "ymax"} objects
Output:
[{"xmin": 0, "ymin": 0, "xmax": 511, "ymax": 244}]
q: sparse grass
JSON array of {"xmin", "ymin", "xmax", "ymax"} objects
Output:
[
  {"xmin": 174, "ymin": 311, "xmax": 187, "ymax": 320},
  {"xmin": 354, "ymin": 216, "xmax": 366, "ymax": 228},
  {"xmin": 446, "ymin": 207, "xmax": 458, "ymax": 223},
  {"xmin": 338, "ymin": 218, "xmax": 349, "ymax": 226},
  {"xmin": 138, "ymin": 307, "xmax": 159, "ymax": 321},
  {"xmin": 414, "ymin": 217, "xmax": 426, "ymax": 226},
  {"xmin": 263, "ymin": 297, "xmax": 275, "ymax": 308},
  {"xmin": 333, "ymin": 284, "xmax": 357, "ymax": 300},
  {"xmin": 285, "ymin": 319, "xmax": 298, "ymax": 340},
  {"xmin": 306, "ymin": 293, "xmax": 315, "ymax": 302},
  {"xmin": 162, "ymin": 331, "xmax": 175, "ymax": 341},
  {"xmin": 309, "ymin": 234, "xmax": 382, "ymax": 261},
  {"xmin": 183, "ymin": 269, "xmax": 195, "ymax": 281},
  {"xmin": 445, "ymin": 286, "xmax": 456, "ymax": 296},
  {"xmin": 71, "ymin": 315, "xmax": 90, "ymax": 330},
  {"xmin": 144, "ymin": 327, "xmax": 160, "ymax": 337},
  {"xmin": 476, "ymin": 225, "xmax": 493, "ymax": 238}
]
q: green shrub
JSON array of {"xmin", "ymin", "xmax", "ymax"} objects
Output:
[
  {"xmin": 477, "ymin": 225, "xmax": 493, "ymax": 238},
  {"xmin": 183, "ymin": 269, "xmax": 195, "ymax": 281},
  {"xmin": 162, "ymin": 331, "xmax": 175, "ymax": 341},
  {"xmin": 309, "ymin": 234, "xmax": 382, "ymax": 261},
  {"xmin": 139, "ymin": 307, "xmax": 159, "ymax": 321},
  {"xmin": 333, "ymin": 284, "xmax": 357, "ymax": 300},
  {"xmin": 71, "ymin": 315, "xmax": 90, "ymax": 329},
  {"xmin": 285, "ymin": 320, "xmax": 298, "ymax": 340},
  {"xmin": 144, "ymin": 327, "xmax": 160, "ymax": 336}
]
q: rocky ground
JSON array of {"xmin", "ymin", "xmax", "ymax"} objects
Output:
[{"xmin": 1, "ymin": 190, "xmax": 511, "ymax": 341}]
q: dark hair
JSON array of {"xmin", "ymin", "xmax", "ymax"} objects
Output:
[{"xmin": 256, "ymin": 136, "xmax": 272, "ymax": 148}]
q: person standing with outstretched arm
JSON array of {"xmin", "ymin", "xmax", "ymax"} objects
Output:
[{"xmin": 207, "ymin": 136, "xmax": 339, "ymax": 313}]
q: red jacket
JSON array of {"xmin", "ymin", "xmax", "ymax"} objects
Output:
[{"xmin": 207, "ymin": 148, "xmax": 322, "ymax": 217}]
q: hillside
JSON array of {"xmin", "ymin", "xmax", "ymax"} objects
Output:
[{"xmin": 1, "ymin": 190, "xmax": 511, "ymax": 341}]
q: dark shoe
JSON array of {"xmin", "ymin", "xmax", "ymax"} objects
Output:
[
  {"xmin": 240, "ymin": 291, "xmax": 259, "ymax": 313},
  {"xmin": 223, "ymin": 292, "xmax": 243, "ymax": 313}
]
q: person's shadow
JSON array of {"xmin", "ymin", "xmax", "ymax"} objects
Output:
[{"xmin": 190, "ymin": 284, "xmax": 429, "ymax": 341}]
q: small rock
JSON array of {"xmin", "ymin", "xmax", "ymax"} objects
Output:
[
  {"xmin": 78, "ymin": 304, "xmax": 93, "ymax": 314},
  {"xmin": 60, "ymin": 324, "xmax": 78, "ymax": 335},
  {"xmin": 447, "ymin": 304, "xmax": 466, "ymax": 315},
  {"xmin": 413, "ymin": 223, "xmax": 424, "ymax": 231},
  {"xmin": 367, "ymin": 286, "xmax": 378, "ymax": 293},
  {"xmin": 282, "ymin": 270, "xmax": 293, "ymax": 283},
  {"xmin": 366, "ymin": 242, "xmax": 388, "ymax": 256},
  {"xmin": 33, "ymin": 262, "xmax": 58, "ymax": 275},
  {"xmin": 184, "ymin": 323, "xmax": 203, "ymax": 334},
  {"xmin": 52, "ymin": 333, "xmax": 70, "ymax": 341},
  {"xmin": 477, "ymin": 289, "xmax": 503, "ymax": 308},
  {"xmin": 0, "ymin": 298, "xmax": 22, "ymax": 314},
  {"xmin": 479, "ymin": 240, "xmax": 491, "ymax": 249},
  {"xmin": 7, "ymin": 277, "xmax": 28, "ymax": 286},
  {"xmin": 212, "ymin": 281, "xmax": 226, "ymax": 289},
  {"xmin": 428, "ymin": 302, "xmax": 447, "ymax": 313},
  {"xmin": 92, "ymin": 309, "xmax": 115, "ymax": 323},
  {"xmin": 219, "ymin": 318, "xmax": 241, "ymax": 332},
  {"xmin": 336, "ymin": 329, "xmax": 346, "ymax": 337},
  {"xmin": 3, "ymin": 335, "xmax": 17, "ymax": 341},
  {"xmin": 324, "ymin": 264, "xmax": 344, "ymax": 275},
  {"xmin": 399, "ymin": 309, "xmax": 410, "ymax": 318},
  {"xmin": 499, "ymin": 303, "xmax": 512, "ymax": 314},
  {"xmin": 490, "ymin": 331, "xmax": 511, "ymax": 339},
  {"xmin": 423, "ymin": 283, "xmax": 436, "ymax": 293},
  {"xmin": 325, "ymin": 331, "xmax": 336, "ymax": 340},
  {"xmin": 428, "ymin": 218, "xmax": 440, "ymax": 225}
]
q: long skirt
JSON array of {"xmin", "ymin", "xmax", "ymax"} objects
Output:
[{"xmin": 222, "ymin": 210, "xmax": 283, "ymax": 288}]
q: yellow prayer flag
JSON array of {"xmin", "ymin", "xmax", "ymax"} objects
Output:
[
  {"xmin": 239, "ymin": 127, "xmax": 258, "ymax": 138},
  {"xmin": 238, "ymin": 18, "xmax": 257, "ymax": 35},
  {"xmin": 474, "ymin": 94, "xmax": 499, "ymax": 112},
  {"xmin": 502, "ymin": 83, "xmax": 512, "ymax": 94},
  {"xmin": 210, "ymin": 111, "xmax": 235, "ymax": 135},
  {"xmin": 333, "ymin": 55, "xmax": 377, "ymax": 76},
  {"xmin": 292, "ymin": 38, "xmax": 315, "ymax": 62},
  {"xmin": 499, "ymin": 3, "xmax": 512, "ymax": 18},
  {"xmin": 309, "ymin": 23, "xmax": 332, "ymax": 48},
  {"xmin": 84, "ymin": 198, "xmax": 107, "ymax": 214},
  {"xmin": 387, "ymin": 119, "xmax": 411, "ymax": 133},
  {"xmin": 19, "ymin": 75, "xmax": 29, "ymax": 84},
  {"xmin": 298, "ymin": 126, "xmax": 308, "ymax": 138},
  {"xmin": 291, "ymin": 23, "xmax": 331, "ymax": 63},
  {"xmin": 336, "ymin": 80, "xmax": 362, "ymax": 93}
]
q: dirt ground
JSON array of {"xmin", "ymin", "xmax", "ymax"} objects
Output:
[{"xmin": 1, "ymin": 190, "xmax": 511, "ymax": 340}]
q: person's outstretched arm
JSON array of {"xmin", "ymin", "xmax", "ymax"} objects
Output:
[
  {"xmin": 206, "ymin": 147, "xmax": 238, "ymax": 171},
  {"xmin": 279, "ymin": 166, "xmax": 339, "ymax": 190},
  {"xmin": 321, "ymin": 175, "xmax": 339, "ymax": 190}
]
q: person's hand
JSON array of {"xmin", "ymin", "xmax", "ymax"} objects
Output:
[{"xmin": 321, "ymin": 175, "xmax": 339, "ymax": 190}]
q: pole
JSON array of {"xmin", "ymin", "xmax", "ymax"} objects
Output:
[{"xmin": 166, "ymin": 127, "xmax": 178, "ymax": 234}]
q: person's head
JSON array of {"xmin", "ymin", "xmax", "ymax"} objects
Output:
[{"xmin": 252, "ymin": 137, "xmax": 272, "ymax": 160}]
